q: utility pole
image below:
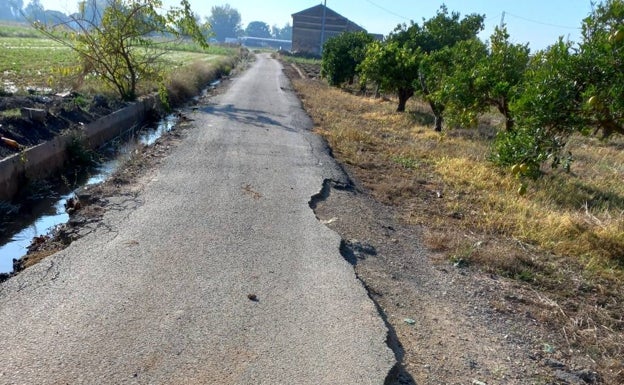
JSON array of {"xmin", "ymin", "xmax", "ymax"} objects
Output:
[
  {"xmin": 500, "ymin": 11, "xmax": 505, "ymax": 28},
  {"xmin": 320, "ymin": 0, "xmax": 327, "ymax": 55}
]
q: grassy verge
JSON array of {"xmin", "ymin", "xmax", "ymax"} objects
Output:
[
  {"xmin": 288, "ymin": 66, "xmax": 624, "ymax": 382},
  {"xmin": 0, "ymin": 21, "xmax": 45, "ymax": 38},
  {"xmin": 164, "ymin": 49, "xmax": 248, "ymax": 106},
  {"xmin": 0, "ymin": 22, "xmax": 244, "ymax": 98}
]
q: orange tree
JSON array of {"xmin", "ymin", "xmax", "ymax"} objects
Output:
[
  {"xmin": 320, "ymin": 31, "xmax": 374, "ymax": 87},
  {"xmin": 470, "ymin": 26, "xmax": 530, "ymax": 131},
  {"xmin": 494, "ymin": 0, "xmax": 624, "ymax": 175},
  {"xmin": 359, "ymin": 6, "xmax": 484, "ymax": 130},
  {"xmin": 358, "ymin": 40, "xmax": 420, "ymax": 112},
  {"xmin": 578, "ymin": 0, "xmax": 624, "ymax": 137}
]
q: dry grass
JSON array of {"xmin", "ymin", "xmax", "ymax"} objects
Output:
[
  {"xmin": 163, "ymin": 50, "xmax": 248, "ymax": 107},
  {"xmin": 289, "ymin": 70, "xmax": 624, "ymax": 383}
]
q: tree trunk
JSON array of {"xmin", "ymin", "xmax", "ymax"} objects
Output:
[
  {"xmin": 434, "ymin": 114, "xmax": 443, "ymax": 132},
  {"xmin": 597, "ymin": 116, "xmax": 624, "ymax": 138},
  {"xmin": 496, "ymin": 100, "xmax": 514, "ymax": 131},
  {"xmin": 397, "ymin": 87, "xmax": 414, "ymax": 112},
  {"xmin": 419, "ymin": 73, "xmax": 444, "ymax": 131},
  {"xmin": 428, "ymin": 101, "xmax": 444, "ymax": 132}
]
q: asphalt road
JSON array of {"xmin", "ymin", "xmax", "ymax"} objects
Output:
[{"xmin": 0, "ymin": 54, "xmax": 395, "ymax": 384}]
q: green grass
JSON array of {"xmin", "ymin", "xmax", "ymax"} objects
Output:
[
  {"xmin": 159, "ymin": 40, "xmax": 239, "ymax": 56},
  {"xmin": 0, "ymin": 31, "xmax": 239, "ymax": 95},
  {"xmin": 0, "ymin": 108, "xmax": 21, "ymax": 118},
  {"xmin": 0, "ymin": 36, "xmax": 77, "ymax": 91},
  {"xmin": 0, "ymin": 21, "xmax": 45, "ymax": 38},
  {"xmin": 279, "ymin": 54, "xmax": 321, "ymax": 65},
  {"xmin": 162, "ymin": 51, "xmax": 224, "ymax": 67}
]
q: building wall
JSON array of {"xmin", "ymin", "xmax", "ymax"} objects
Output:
[{"xmin": 292, "ymin": 5, "xmax": 365, "ymax": 56}]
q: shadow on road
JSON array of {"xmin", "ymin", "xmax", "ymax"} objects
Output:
[{"xmin": 201, "ymin": 104, "xmax": 296, "ymax": 132}]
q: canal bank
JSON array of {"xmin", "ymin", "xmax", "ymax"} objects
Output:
[{"xmin": 0, "ymin": 95, "xmax": 159, "ymax": 202}]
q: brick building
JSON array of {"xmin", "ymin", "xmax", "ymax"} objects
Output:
[{"xmin": 291, "ymin": 4, "xmax": 366, "ymax": 56}]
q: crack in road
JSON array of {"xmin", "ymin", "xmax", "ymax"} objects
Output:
[{"xmin": 308, "ymin": 178, "xmax": 409, "ymax": 385}]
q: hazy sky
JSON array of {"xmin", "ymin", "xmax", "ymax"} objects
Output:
[{"xmin": 37, "ymin": 0, "xmax": 594, "ymax": 51}]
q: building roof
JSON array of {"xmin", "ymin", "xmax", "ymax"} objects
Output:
[
  {"xmin": 292, "ymin": 4, "xmax": 342, "ymax": 18},
  {"xmin": 292, "ymin": 4, "xmax": 364, "ymax": 31}
]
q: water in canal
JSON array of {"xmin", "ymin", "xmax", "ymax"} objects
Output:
[{"xmin": 0, "ymin": 114, "xmax": 178, "ymax": 273}]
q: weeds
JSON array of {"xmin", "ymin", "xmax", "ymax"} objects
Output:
[
  {"xmin": 165, "ymin": 55, "xmax": 239, "ymax": 107},
  {"xmin": 66, "ymin": 133, "xmax": 97, "ymax": 167},
  {"xmin": 0, "ymin": 108, "xmax": 21, "ymax": 118}
]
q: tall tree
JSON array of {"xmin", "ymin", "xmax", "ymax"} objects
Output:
[
  {"xmin": 272, "ymin": 22, "xmax": 292, "ymax": 40},
  {"xmin": 24, "ymin": 0, "xmax": 45, "ymax": 22},
  {"xmin": 206, "ymin": 4, "xmax": 241, "ymax": 42},
  {"xmin": 245, "ymin": 21, "xmax": 271, "ymax": 38}
]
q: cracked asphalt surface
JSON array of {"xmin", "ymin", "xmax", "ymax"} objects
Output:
[{"xmin": 0, "ymin": 54, "xmax": 395, "ymax": 384}]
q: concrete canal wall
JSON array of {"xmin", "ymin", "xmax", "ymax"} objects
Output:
[{"xmin": 0, "ymin": 95, "xmax": 158, "ymax": 201}]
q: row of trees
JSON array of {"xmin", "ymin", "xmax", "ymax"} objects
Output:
[
  {"xmin": 1, "ymin": 2, "xmax": 292, "ymax": 43},
  {"xmin": 321, "ymin": 1, "xmax": 624, "ymax": 176},
  {"xmin": 0, "ymin": 0, "xmax": 77, "ymax": 24},
  {"xmin": 205, "ymin": 4, "xmax": 291, "ymax": 42}
]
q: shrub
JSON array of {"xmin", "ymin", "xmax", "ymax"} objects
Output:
[{"xmin": 321, "ymin": 31, "xmax": 373, "ymax": 87}]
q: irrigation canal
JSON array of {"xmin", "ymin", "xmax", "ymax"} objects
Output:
[{"xmin": 0, "ymin": 114, "xmax": 178, "ymax": 273}]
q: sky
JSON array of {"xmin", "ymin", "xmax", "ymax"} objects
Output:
[{"xmin": 37, "ymin": 0, "xmax": 595, "ymax": 51}]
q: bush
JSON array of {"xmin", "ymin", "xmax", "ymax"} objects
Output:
[
  {"xmin": 490, "ymin": 125, "xmax": 570, "ymax": 178},
  {"xmin": 321, "ymin": 31, "xmax": 373, "ymax": 87}
]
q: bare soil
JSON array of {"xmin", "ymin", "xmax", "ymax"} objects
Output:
[
  {"xmin": 313, "ymin": 179, "xmax": 600, "ymax": 385},
  {"xmin": 0, "ymin": 93, "xmax": 125, "ymax": 159}
]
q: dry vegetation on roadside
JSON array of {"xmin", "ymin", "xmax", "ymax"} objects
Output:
[
  {"xmin": 287, "ymin": 61, "xmax": 624, "ymax": 383},
  {"xmin": 164, "ymin": 49, "xmax": 249, "ymax": 106}
]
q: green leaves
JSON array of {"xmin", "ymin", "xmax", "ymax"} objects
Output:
[
  {"xmin": 344, "ymin": 2, "xmax": 624, "ymax": 179},
  {"xmin": 245, "ymin": 21, "xmax": 271, "ymax": 38},
  {"xmin": 206, "ymin": 4, "xmax": 242, "ymax": 42},
  {"xmin": 427, "ymin": 38, "xmax": 487, "ymax": 128},
  {"xmin": 577, "ymin": 0, "xmax": 624, "ymax": 137},
  {"xmin": 358, "ymin": 40, "xmax": 419, "ymax": 111},
  {"xmin": 360, "ymin": 6, "xmax": 484, "ymax": 117},
  {"xmin": 32, "ymin": 0, "xmax": 209, "ymax": 101},
  {"xmin": 320, "ymin": 31, "xmax": 373, "ymax": 87}
]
